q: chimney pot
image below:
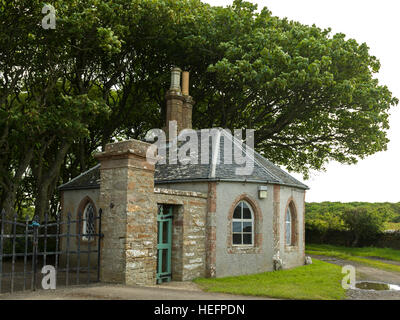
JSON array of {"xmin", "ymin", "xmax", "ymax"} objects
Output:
[
  {"xmin": 170, "ymin": 67, "xmax": 182, "ymax": 91},
  {"xmin": 182, "ymin": 71, "xmax": 189, "ymax": 96},
  {"xmin": 165, "ymin": 67, "xmax": 194, "ymax": 138}
]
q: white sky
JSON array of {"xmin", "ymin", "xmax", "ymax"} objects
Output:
[{"xmin": 204, "ymin": 0, "xmax": 400, "ymax": 203}]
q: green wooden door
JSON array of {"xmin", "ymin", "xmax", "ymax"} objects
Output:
[{"xmin": 157, "ymin": 205, "xmax": 172, "ymax": 283}]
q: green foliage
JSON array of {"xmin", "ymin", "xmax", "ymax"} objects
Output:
[
  {"xmin": 305, "ymin": 202, "xmax": 398, "ymax": 246},
  {"xmin": 342, "ymin": 207, "xmax": 384, "ymax": 246},
  {"xmin": 307, "ymin": 202, "xmax": 400, "ymax": 222},
  {"xmin": 0, "ymin": 0, "xmax": 398, "ymax": 218},
  {"xmin": 306, "ymin": 210, "xmax": 346, "ymax": 233},
  {"xmin": 198, "ymin": 2, "xmax": 398, "ymax": 177},
  {"xmin": 195, "ymin": 259, "xmax": 346, "ymax": 300},
  {"xmin": 21, "ymin": 207, "xmax": 35, "ymax": 220},
  {"xmin": 384, "ymin": 222, "xmax": 400, "ymax": 231},
  {"xmin": 306, "ymin": 202, "xmax": 400, "ymax": 232}
]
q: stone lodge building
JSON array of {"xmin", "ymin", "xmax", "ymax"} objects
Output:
[{"xmin": 59, "ymin": 68, "xmax": 309, "ymax": 286}]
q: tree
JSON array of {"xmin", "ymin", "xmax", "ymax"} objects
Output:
[
  {"xmin": 341, "ymin": 207, "xmax": 384, "ymax": 247},
  {"xmin": 195, "ymin": 1, "xmax": 398, "ymax": 177},
  {"xmin": 0, "ymin": 0, "xmax": 397, "ymax": 218},
  {"xmin": 0, "ymin": 0, "xmax": 111, "ymax": 219}
]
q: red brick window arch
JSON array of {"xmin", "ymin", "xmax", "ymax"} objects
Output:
[
  {"xmin": 227, "ymin": 194, "xmax": 263, "ymax": 254},
  {"xmin": 232, "ymin": 201, "xmax": 254, "ymax": 246}
]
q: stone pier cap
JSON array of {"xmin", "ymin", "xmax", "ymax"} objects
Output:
[{"xmin": 95, "ymin": 139, "xmax": 157, "ymax": 161}]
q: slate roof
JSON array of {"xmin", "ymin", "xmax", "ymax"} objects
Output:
[
  {"xmin": 59, "ymin": 129, "xmax": 308, "ymax": 191},
  {"xmin": 58, "ymin": 164, "xmax": 100, "ymax": 191}
]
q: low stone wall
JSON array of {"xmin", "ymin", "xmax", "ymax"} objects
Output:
[{"xmin": 154, "ymin": 188, "xmax": 208, "ymax": 281}]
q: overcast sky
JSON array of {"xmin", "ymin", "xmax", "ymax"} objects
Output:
[{"xmin": 204, "ymin": 0, "xmax": 400, "ymax": 203}]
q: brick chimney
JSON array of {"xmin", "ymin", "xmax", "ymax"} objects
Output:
[{"xmin": 165, "ymin": 67, "xmax": 194, "ymax": 136}]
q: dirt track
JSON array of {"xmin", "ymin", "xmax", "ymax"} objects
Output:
[
  {"xmin": 0, "ymin": 281, "xmax": 272, "ymax": 300},
  {"xmin": 310, "ymin": 254, "xmax": 400, "ymax": 300}
]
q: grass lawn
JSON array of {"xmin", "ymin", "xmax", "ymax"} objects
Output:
[
  {"xmin": 194, "ymin": 259, "xmax": 346, "ymax": 300},
  {"xmin": 306, "ymin": 244, "xmax": 400, "ymax": 273}
]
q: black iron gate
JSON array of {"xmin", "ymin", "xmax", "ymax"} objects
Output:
[{"xmin": 0, "ymin": 209, "xmax": 103, "ymax": 294}]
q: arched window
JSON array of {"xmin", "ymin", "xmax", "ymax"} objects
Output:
[
  {"xmin": 82, "ymin": 202, "xmax": 95, "ymax": 241},
  {"xmin": 285, "ymin": 201, "xmax": 297, "ymax": 246},
  {"xmin": 232, "ymin": 201, "xmax": 254, "ymax": 246},
  {"xmin": 285, "ymin": 207, "xmax": 292, "ymax": 245}
]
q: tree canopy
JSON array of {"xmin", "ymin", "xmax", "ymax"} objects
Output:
[{"xmin": 0, "ymin": 0, "xmax": 397, "ymax": 218}]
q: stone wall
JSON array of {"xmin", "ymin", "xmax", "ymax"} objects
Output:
[
  {"xmin": 95, "ymin": 139, "xmax": 158, "ymax": 286},
  {"xmin": 278, "ymin": 186, "xmax": 306, "ymax": 269},
  {"xmin": 154, "ymin": 188, "xmax": 208, "ymax": 281},
  {"xmin": 214, "ymin": 181, "xmax": 306, "ymax": 277},
  {"xmin": 214, "ymin": 181, "xmax": 274, "ymax": 277},
  {"xmin": 59, "ymin": 188, "xmax": 100, "ymax": 268},
  {"xmin": 273, "ymin": 185, "xmax": 281, "ymax": 258},
  {"xmin": 205, "ymin": 182, "xmax": 217, "ymax": 278},
  {"xmin": 92, "ymin": 139, "xmax": 208, "ymax": 285},
  {"xmin": 61, "ymin": 184, "xmax": 208, "ymax": 284}
]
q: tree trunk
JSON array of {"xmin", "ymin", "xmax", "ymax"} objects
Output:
[
  {"xmin": 0, "ymin": 145, "xmax": 34, "ymax": 228},
  {"xmin": 352, "ymin": 234, "xmax": 360, "ymax": 247},
  {"xmin": 34, "ymin": 141, "xmax": 71, "ymax": 220}
]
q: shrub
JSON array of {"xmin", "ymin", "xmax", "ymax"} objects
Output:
[{"xmin": 341, "ymin": 207, "xmax": 384, "ymax": 247}]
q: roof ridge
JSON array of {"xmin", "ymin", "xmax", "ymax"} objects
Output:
[
  {"xmin": 253, "ymin": 150, "xmax": 308, "ymax": 188},
  {"xmin": 209, "ymin": 129, "xmax": 222, "ymax": 179}
]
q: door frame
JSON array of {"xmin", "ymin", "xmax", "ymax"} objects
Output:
[{"xmin": 156, "ymin": 205, "xmax": 173, "ymax": 284}]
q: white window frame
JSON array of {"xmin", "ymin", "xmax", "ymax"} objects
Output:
[
  {"xmin": 82, "ymin": 202, "xmax": 95, "ymax": 241},
  {"xmin": 285, "ymin": 207, "xmax": 292, "ymax": 246},
  {"xmin": 232, "ymin": 200, "xmax": 254, "ymax": 247}
]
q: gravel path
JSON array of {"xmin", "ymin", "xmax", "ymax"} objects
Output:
[{"xmin": 310, "ymin": 254, "xmax": 400, "ymax": 300}]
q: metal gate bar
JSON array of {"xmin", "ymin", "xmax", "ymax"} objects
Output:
[{"xmin": 0, "ymin": 208, "xmax": 103, "ymax": 294}]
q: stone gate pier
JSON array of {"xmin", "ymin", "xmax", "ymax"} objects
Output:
[{"xmin": 95, "ymin": 139, "xmax": 208, "ymax": 286}]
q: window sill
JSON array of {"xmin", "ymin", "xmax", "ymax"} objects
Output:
[
  {"xmin": 228, "ymin": 245, "xmax": 261, "ymax": 254},
  {"xmin": 284, "ymin": 245, "xmax": 299, "ymax": 252},
  {"xmin": 232, "ymin": 244, "xmax": 254, "ymax": 247},
  {"xmin": 76, "ymin": 237, "xmax": 97, "ymax": 244}
]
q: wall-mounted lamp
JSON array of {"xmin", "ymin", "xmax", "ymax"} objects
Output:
[{"xmin": 258, "ymin": 186, "xmax": 268, "ymax": 199}]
